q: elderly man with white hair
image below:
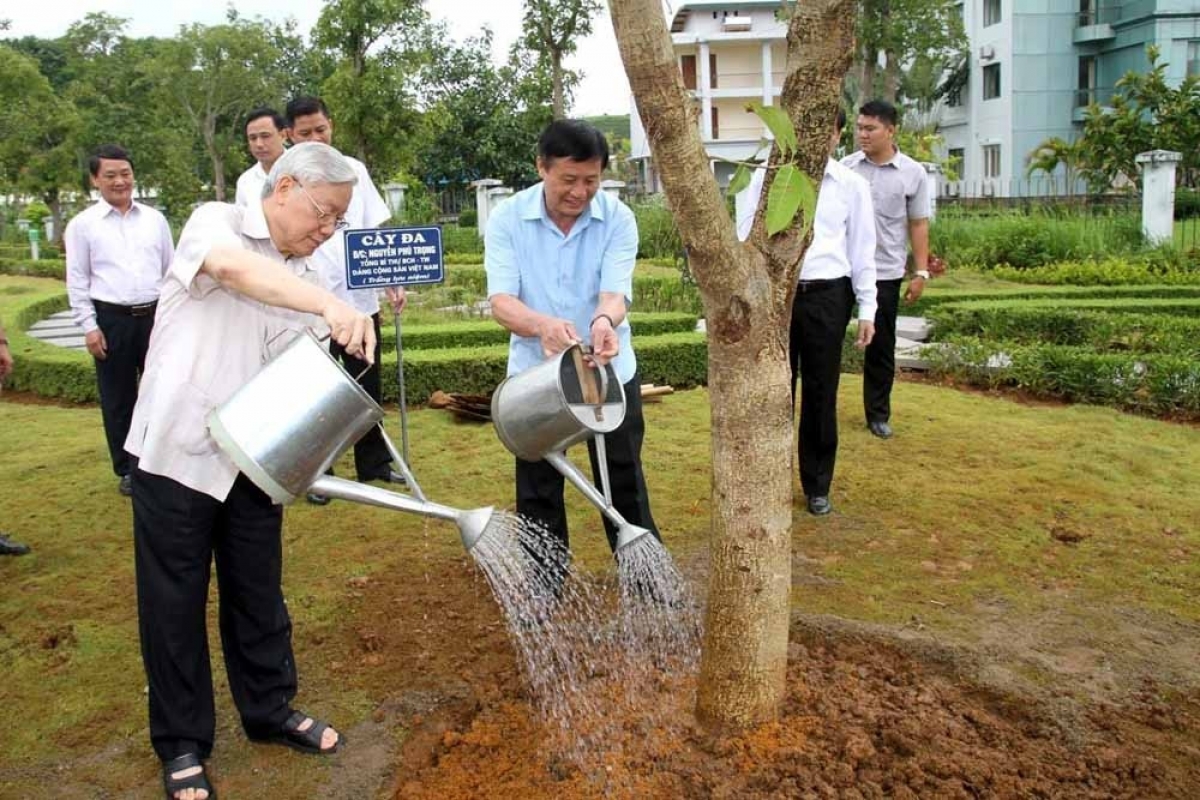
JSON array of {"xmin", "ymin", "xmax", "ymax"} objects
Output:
[{"xmin": 125, "ymin": 142, "xmax": 373, "ymax": 800}]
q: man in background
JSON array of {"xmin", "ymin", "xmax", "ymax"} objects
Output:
[
  {"xmin": 285, "ymin": 96, "xmax": 406, "ymax": 503},
  {"xmin": 842, "ymin": 99, "xmax": 931, "ymax": 440},
  {"xmin": 65, "ymin": 144, "xmax": 174, "ymax": 496},
  {"xmin": 0, "ymin": 317, "xmax": 31, "ymax": 555},
  {"xmin": 234, "ymin": 108, "xmax": 288, "ymax": 208}
]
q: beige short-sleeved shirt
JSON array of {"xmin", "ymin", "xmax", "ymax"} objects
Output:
[{"xmin": 125, "ymin": 200, "xmax": 324, "ymax": 501}]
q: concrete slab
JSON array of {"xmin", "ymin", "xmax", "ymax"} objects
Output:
[
  {"xmin": 896, "ymin": 315, "xmax": 931, "ymax": 342},
  {"xmin": 28, "ymin": 319, "xmax": 82, "ymax": 332}
]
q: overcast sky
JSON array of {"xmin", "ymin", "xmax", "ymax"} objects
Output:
[{"xmin": 7, "ymin": 0, "xmax": 635, "ymax": 116}]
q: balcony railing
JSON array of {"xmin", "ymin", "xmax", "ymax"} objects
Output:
[
  {"xmin": 1074, "ymin": 87, "xmax": 1115, "ymax": 108},
  {"xmin": 1076, "ymin": 7, "xmax": 1117, "ymax": 26}
]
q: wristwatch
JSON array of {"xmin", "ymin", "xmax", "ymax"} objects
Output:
[{"xmin": 913, "ymin": 270, "xmax": 931, "ymax": 280}]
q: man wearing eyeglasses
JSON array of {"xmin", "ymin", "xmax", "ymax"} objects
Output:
[{"xmin": 285, "ymin": 96, "xmax": 407, "ymax": 502}]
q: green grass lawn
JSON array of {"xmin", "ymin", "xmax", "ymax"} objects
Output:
[{"xmin": 2, "ymin": 376, "xmax": 1198, "ymax": 796}]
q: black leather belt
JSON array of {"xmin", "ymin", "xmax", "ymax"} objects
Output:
[
  {"xmin": 796, "ymin": 276, "xmax": 851, "ymax": 294},
  {"xmin": 93, "ymin": 299, "xmax": 158, "ymax": 318}
]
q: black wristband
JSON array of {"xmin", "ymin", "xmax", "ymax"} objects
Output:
[{"xmin": 590, "ymin": 313, "xmax": 616, "ymax": 330}]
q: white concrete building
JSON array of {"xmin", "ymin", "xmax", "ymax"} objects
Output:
[{"xmin": 629, "ymin": 1, "xmax": 788, "ymax": 193}]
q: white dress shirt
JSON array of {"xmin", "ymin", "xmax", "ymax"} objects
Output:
[
  {"xmin": 125, "ymin": 200, "xmax": 323, "ymax": 501},
  {"xmin": 65, "ymin": 200, "xmax": 175, "ymax": 333},
  {"xmin": 313, "ymin": 155, "xmax": 393, "ymax": 316},
  {"xmin": 234, "ymin": 163, "xmax": 269, "ymax": 208},
  {"xmin": 736, "ymin": 161, "xmax": 878, "ymax": 321}
]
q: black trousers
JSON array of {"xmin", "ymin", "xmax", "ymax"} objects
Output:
[
  {"xmin": 330, "ymin": 311, "xmax": 391, "ymax": 480},
  {"xmin": 516, "ymin": 374, "xmax": 661, "ymax": 557},
  {"xmin": 94, "ymin": 304, "xmax": 154, "ymax": 477},
  {"xmin": 863, "ymin": 278, "xmax": 903, "ymax": 424},
  {"xmin": 132, "ymin": 467, "xmax": 296, "ymax": 761},
  {"xmin": 789, "ymin": 277, "xmax": 854, "ymax": 499}
]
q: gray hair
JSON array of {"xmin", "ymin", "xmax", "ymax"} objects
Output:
[{"xmin": 261, "ymin": 141, "xmax": 357, "ymax": 198}]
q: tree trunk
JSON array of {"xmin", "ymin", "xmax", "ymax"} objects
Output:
[
  {"xmin": 551, "ymin": 47, "xmax": 566, "ymax": 119},
  {"xmin": 608, "ymin": 0, "xmax": 857, "ymax": 729},
  {"xmin": 860, "ymin": 50, "xmax": 877, "ymax": 105},
  {"xmin": 204, "ymin": 115, "xmax": 225, "ymax": 202},
  {"xmin": 354, "ymin": 48, "xmax": 368, "ymax": 162},
  {"xmin": 47, "ymin": 190, "xmax": 63, "ymax": 245},
  {"xmin": 882, "ymin": 48, "xmax": 900, "ymax": 103}
]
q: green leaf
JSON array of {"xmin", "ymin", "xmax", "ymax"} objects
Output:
[
  {"xmin": 727, "ymin": 163, "xmax": 752, "ymax": 197},
  {"xmin": 765, "ymin": 165, "xmax": 816, "ymax": 237},
  {"xmin": 749, "ymin": 102, "xmax": 798, "ymax": 157}
]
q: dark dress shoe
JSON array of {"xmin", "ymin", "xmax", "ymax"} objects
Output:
[
  {"xmin": 0, "ymin": 533, "xmax": 31, "ymax": 556},
  {"xmin": 306, "ymin": 492, "xmax": 331, "ymax": 506},
  {"xmin": 867, "ymin": 420, "xmax": 893, "ymax": 439},
  {"xmin": 118, "ymin": 474, "xmax": 133, "ymax": 497},
  {"xmin": 364, "ymin": 469, "xmax": 407, "ymax": 486},
  {"xmin": 806, "ymin": 496, "xmax": 832, "ymax": 516}
]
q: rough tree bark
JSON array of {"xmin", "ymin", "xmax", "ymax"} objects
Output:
[{"xmin": 608, "ymin": 0, "xmax": 857, "ymax": 728}]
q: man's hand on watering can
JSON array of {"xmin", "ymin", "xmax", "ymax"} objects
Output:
[
  {"xmin": 588, "ymin": 314, "xmax": 619, "ymax": 366},
  {"xmin": 536, "ymin": 316, "xmax": 581, "ymax": 358},
  {"xmin": 323, "ymin": 299, "xmax": 376, "ymax": 364}
]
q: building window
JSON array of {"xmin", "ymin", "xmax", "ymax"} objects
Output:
[
  {"xmin": 1077, "ymin": 55, "xmax": 1097, "ymax": 106},
  {"xmin": 1189, "ymin": 41, "xmax": 1200, "ymax": 77},
  {"xmin": 983, "ymin": 144, "xmax": 1001, "ymax": 179},
  {"xmin": 947, "ymin": 85, "xmax": 963, "ymax": 107},
  {"xmin": 983, "ymin": 0, "xmax": 1001, "ymax": 27},
  {"xmin": 983, "ymin": 64, "xmax": 1001, "ymax": 100}
]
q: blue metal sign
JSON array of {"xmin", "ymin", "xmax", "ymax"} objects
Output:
[{"xmin": 344, "ymin": 226, "xmax": 444, "ymax": 289}]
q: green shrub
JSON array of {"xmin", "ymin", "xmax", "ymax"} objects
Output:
[
  {"xmin": 928, "ymin": 337, "xmax": 1200, "ymax": 417},
  {"xmin": 928, "ymin": 297, "xmax": 1200, "ymax": 319},
  {"xmin": 991, "ymin": 254, "xmax": 1200, "ymax": 286},
  {"xmin": 907, "ymin": 284, "xmax": 1200, "ymax": 315},
  {"xmin": 630, "ymin": 197, "xmax": 683, "ymax": 260},
  {"xmin": 930, "ymin": 211, "xmax": 1144, "ymax": 269},
  {"xmin": 0, "ymin": 258, "xmax": 67, "ymax": 279},
  {"xmin": 380, "ymin": 312, "xmax": 699, "ymax": 350},
  {"xmin": 1176, "ymin": 188, "xmax": 1200, "ymax": 219},
  {"xmin": 458, "ymin": 208, "xmax": 478, "ymax": 228},
  {"xmin": 441, "ymin": 224, "xmax": 482, "ymax": 255},
  {"xmin": 928, "ymin": 305, "xmax": 1200, "ymax": 357}
]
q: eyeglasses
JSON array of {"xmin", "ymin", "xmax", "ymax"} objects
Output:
[{"xmin": 294, "ymin": 180, "xmax": 349, "ymax": 231}]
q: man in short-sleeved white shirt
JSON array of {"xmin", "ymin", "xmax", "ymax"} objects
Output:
[
  {"xmin": 285, "ymin": 96, "xmax": 406, "ymax": 494},
  {"xmin": 234, "ymin": 108, "xmax": 288, "ymax": 208},
  {"xmin": 841, "ymin": 99, "xmax": 931, "ymax": 439},
  {"xmin": 65, "ymin": 144, "xmax": 174, "ymax": 496},
  {"xmin": 125, "ymin": 142, "xmax": 374, "ymax": 800},
  {"xmin": 737, "ymin": 110, "xmax": 877, "ymax": 516}
]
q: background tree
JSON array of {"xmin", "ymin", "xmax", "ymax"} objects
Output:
[
  {"xmin": 0, "ymin": 46, "xmax": 81, "ymax": 241},
  {"xmin": 148, "ymin": 12, "xmax": 295, "ymax": 201},
  {"xmin": 415, "ymin": 29, "xmax": 554, "ymax": 187},
  {"xmin": 521, "ymin": 0, "xmax": 599, "ymax": 118},
  {"xmin": 312, "ymin": 0, "xmax": 429, "ymax": 174},
  {"xmin": 1070, "ymin": 45, "xmax": 1200, "ymax": 192},
  {"xmin": 1026, "ymin": 136, "xmax": 1085, "ymax": 196},
  {"xmin": 608, "ymin": 0, "xmax": 857, "ymax": 727},
  {"xmin": 855, "ymin": 0, "xmax": 965, "ymax": 105}
]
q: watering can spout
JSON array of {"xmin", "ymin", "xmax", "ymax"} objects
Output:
[
  {"xmin": 615, "ymin": 522, "xmax": 651, "ymax": 553},
  {"xmin": 456, "ymin": 506, "xmax": 496, "ymax": 552}
]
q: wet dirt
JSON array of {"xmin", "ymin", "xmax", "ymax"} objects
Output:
[{"xmin": 327, "ymin": 553, "xmax": 1200, "ymax": 800}]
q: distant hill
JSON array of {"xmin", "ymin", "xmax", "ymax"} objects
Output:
[{"xmin": 585, "ymin": 114, "xmax": 631, "ymax": 141}]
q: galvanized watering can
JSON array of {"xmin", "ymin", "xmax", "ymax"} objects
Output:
[
  {"xmin": 491, "ymin": 343, "xmax": 651, "ymax": 552},
  {"xmin": 207, "ymin": 329, "xmax": 496, "ymax": 551}
]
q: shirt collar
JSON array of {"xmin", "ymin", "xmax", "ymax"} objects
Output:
[
  {"xmin": 241, "ymin": 196, "xmax": 272, "ymax": 240},
  {"xmin": 97, "ymin": 197, "xmax": 141, "ymax": 218},
  {"xmin": 519, "ymin": 182, "xmax": 607, "ymax": 225}
]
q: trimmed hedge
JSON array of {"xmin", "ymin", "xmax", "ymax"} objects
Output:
[
  {"xmin": 443, "ymin": 265, "xmax": 703, "ymax": 314},
  {"xmin": 928, "ymin": 304, "xmax": 1200, "ymax": 357},
  {"xmin": 0, "ymin": 258, "xmax": 67, "ymax": 279},
  {"xmin": 908, "ymin": 284, "xmax": 1200, "ymax": 315},
  {"xmin": 927, "ymin": 337, "xmax": 1200, "ymax": 416},
  {"xmin": 990, "ymin": 256, "xmax": 1200, "ymax": 286},
  {"xmin": 928, "ymin": 297, "xmax": 1200, "ymax": 319},
  {"xmin": 379, "ymin": 312, "xmax": 699, "ymax": 349}
]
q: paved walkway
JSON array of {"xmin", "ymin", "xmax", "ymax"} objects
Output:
[{"xmin": 26, "ymin": 310, "xmax": 87, "ymax": 351}]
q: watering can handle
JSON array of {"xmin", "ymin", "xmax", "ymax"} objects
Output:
[{"xmin": 578, "ymin": 344, "xmax": 609, "ymax": 406}]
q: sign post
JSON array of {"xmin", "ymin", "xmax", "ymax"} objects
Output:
[{"xmin": 344, "ymin": 225, "xmax": 445, "ymax": 465}]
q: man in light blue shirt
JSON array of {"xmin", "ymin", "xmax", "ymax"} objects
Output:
[{"xmin": 485, "ymin": 119, "xmax": 661, "ymax": 566}]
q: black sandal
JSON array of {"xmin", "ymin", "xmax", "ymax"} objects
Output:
[
  {"xmin": 162, "ymin": 753, "xmax": 216, "ymax": 799},
  {"xmin": 258, "ymin": 709, "xmax": 343, "ymax": 755}
]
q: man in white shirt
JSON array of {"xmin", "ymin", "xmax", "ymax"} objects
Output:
[
  {"xmin": 65, "ymin": 144, "xmax": 174, "ymax": 496},
  {"xmin": 738, "ymin": 110, "xmax": 877, "ymax": 516},
  {"xmin": 234, "ymin": 108, "xmax": 288, "ymax": 208},
  {"xmin": 126, "ymin": 142, "xmax": 374, "ymax": 800},
  {"xmin": 285, "ymin": 96, "xmax": 406, "ymax": 499}
]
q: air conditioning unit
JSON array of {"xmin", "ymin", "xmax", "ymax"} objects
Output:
[
  {"xmin": 723, "ymin": 17, "xmax": 752, "ymax": 31},
  {"xmin": 981, "ymin": 182, "xmax": 996, "ymax": 197},
  {"xmin": 979, "ymin": 45, "xmax": 995, "ymax": 62}
]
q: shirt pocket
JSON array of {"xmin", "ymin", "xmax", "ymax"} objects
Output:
[
  {"xmin": 172, "ymin": 382, "xmax": 221, "ymax": 457},
  {"xmin": 872, "ymin": 185, "xmax": 907, "ymax": 221}
]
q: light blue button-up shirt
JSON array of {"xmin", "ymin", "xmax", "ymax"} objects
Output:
[{"xmin": 485, "ymin": 183, "xmax": 639, "ymax": 384}]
